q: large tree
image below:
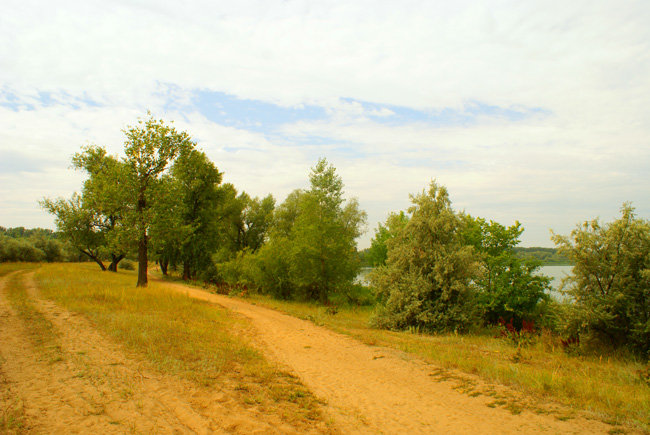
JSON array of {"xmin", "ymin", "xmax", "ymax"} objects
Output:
[{"xmin": 123, "ymin": 116, "xmax": 194, "ymax": 287}]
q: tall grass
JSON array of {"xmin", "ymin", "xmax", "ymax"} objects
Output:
[
  {"xmin": 242, "ymin": 292, "xmax": 650, "ymax": 431},
  {"xmin": 32, "ymin": 263, "xmax": 324, "ymax": 425}
]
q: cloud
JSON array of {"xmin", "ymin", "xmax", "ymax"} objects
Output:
[{"xmin": 0, "ymin": 0, "xmax": 648, "ymax": 248}]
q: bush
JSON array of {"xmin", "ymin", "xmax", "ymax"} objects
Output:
[
  {"xmin": 371, "ymin": 182, "xmax": 480, "ymax": 332},
  {"xmin": 0, "ymin": 236, "xmax": 46, "ymax": 262},
  {"xmin": 119, "ymin": 259, "xmax": 135, "ymax": 270},
  {"xmin": 552, "ymin": 203, "xmax": 650, "ymax": 357}
]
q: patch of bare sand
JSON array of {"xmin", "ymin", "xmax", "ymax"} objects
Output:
[
  {"xmin": 0, "ymin": 272, "xmax": 331, "ymax": 434},
  {"xmin": 166, "ymin": 282, "xmax": 623, "ymax": 434}
]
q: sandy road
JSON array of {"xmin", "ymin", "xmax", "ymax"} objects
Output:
[
  {"xmin": 170, "ymin": 283, "xmax": 617, "ymax": 435},
  {"xmin": 0, "ymin": 272, "xmax": 327, "ymax": 434}
]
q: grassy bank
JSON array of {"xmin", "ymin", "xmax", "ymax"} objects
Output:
[
  {"xmin": 236, "ymin": 292, "xmax": 649, "ymax": 431},
  {"xmin": 31, "ymin": 263, "xmax": 325, "ymax": 426}
]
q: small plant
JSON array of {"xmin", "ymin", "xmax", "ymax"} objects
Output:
[
  {"xmin": 498, "ymin": 318, "xmax": 536, "ymax": 348},
  {"xmin": 119, "ymin": 259, "xmax": 135, "ymax": 270}
]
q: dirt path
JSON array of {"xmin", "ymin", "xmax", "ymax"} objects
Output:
[
  {"xmin": 168, "ymin": 283, "xmax": 617, "ymax": 434},
  {"xmin": 0, "ymin": 272, "xmax": 327, "ymax": 434}
]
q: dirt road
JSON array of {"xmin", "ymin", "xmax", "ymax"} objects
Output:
[
  {"xmin": 0, "ymin": 272, "xmax": 324, "ymax": 434},
  {"xmin": 0, "ymin": 270, "xmax": 619, "ymax": 434},
  {"xmin": 171, "ymin": 283, "xmax": 617, "ymax": 434}
]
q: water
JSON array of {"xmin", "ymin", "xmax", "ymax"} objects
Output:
[
  {"xmin": 356, "ymin": 265, "xmax": 574, "ymax": 298},
  {"xmin": 538, "ymin": 265, "xmax": 573, "ymax": 299}
]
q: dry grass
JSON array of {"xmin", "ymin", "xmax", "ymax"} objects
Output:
[
  {"xmin": 0, "ymin": 263, "xmax": 39, "ymax": 278},
  {"xmin": 32, "ymin": 263, "xmax": 326, "ymax": 426},
  {"xmin": 4, "ymin": 271, "xmax": 63, "ymax": 363},
  {"xmin": 240, "ymin": 292, "xmax": 650, "ymax": 432}
]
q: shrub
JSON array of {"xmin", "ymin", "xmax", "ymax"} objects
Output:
[
  {"xmin": 119, "ymin": 259, "xmax": 135, "ymax": 270},
  {"xmin": 552, "ymin": 203, "xmax": 650, "ymax": 357},
  {"xmin": 371, "ymin": 182, "xmax": 480, "ymax": 332}
]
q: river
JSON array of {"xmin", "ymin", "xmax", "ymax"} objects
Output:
[{"xmin": 356, "ymin": 265, "xmax": 573, "ymax": 298}]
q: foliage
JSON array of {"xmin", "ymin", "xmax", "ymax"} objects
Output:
[
  {"xmin": 552, "ymin": 203, "xmax": 650, "ymax": 357},
  {"xmin": 40, "ymin": 194, "xmax": 111, "ymax": 269},
  {"xmin": 371, "ymin": 181, "xmax": 479, "ymax": 332},
  {"xmin": 170, "ymin": 149, "xmax": 223, "ymax": 279},
  {"xmin": 462, "ymin": 216, "xmax": 551, "ymax": 327},
  {"xmin": 122, "ymin": 115, "xmax": 195, "ymax": 286},
  {"xmin": 0, "ymin": 227, "xmax": 76, "ymax": 263},
  {"xmin": 367, "ymin": 211, "xmax": 409, "ymax": 267},
  {"xmin": 513, "ymin": 247, "xmax": 572, "ymax": 265},
  {"xmin": 254, "ymin": 159, "xmax": 367, "ymax": 303}
]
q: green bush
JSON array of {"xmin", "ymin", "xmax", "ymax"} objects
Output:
[
  {"xmin": 119, "ymin": 259, "xmax": 135, "ymax": 270},
  {"xmin": 553, "ymin": 204, "xmax": 650, "ymax": 357},
  {"xmin": 371, "ymin": 182, "xmax": 479, "ymax": 332}
]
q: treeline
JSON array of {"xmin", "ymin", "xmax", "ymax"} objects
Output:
[
  {"xmin": 39, "ymin": 114, "xmax": 649, "ymax": 357},
  {"xmin": 513, "ymin": 247, "xmax": 571, "ymax": 265},
  {"xmin": 0, "ymin": 227, "xmax": 79, "ymax": 262},
  {"xmin": 41, "ymin": 115, "xmax": 366, "ymax": 302}
]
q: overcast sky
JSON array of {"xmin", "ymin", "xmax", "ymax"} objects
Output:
[{"xmin": 1, "ymin": 0, "xmax": 648, "ymax": 248}]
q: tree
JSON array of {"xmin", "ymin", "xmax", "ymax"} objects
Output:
[
  {"xmin": 123, "ymin": 115, "xmax": 194, "ymax": 287},
  {"xmin": 71, "ymin": 145, "xmax": 131, "ymax": 271},
  {"xmin": 367, "ymin": 211, "xmax": 409, "ymax": 267},
  {"xmin": 255, "ymin": 159, "xmax": 366, "ymax": 302},
  {"xmin": 552, "ymin": 204, "xmax": 650, "ymax": 355},
  {"xmin": 234, "ymin": 193, "xmax": 276, "ymax": 253},
  {"xmin": 170, "ymin": 149, "xmax": 223, "ymax": 280},
  {"xmin": 462, "ymin": 216, "xmax": 550, "ymax": 327},
  {"xmin": 371, "ymin": 182, "xmax": 479, "ymax": 332},
  {"xmin": 41, "ymin": 194, "xmax": 108, "ymax": 269}
]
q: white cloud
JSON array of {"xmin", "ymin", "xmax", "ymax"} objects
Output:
[{"xmin": 0, "ymin": 0, "xmax": 648, "ymax": 248}]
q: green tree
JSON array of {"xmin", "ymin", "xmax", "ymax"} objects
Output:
[
  {"xmin": 123, "ymin": 115, "xmax": 194, "ymax": 287},
  {"xmin": 234, "ymin": 193, "xmax": 276, "ymax": 253},
  {"xmin": 552, "ymin": 204, "xmax": 650, "ymax": 355},
  {"xmin": 71, "ymin": 145, "xmax": 131, "ymax": 271},
  {"xmin": 255, "ymin": 159, "xmax": 366, "ymax": 302},
  {"xmin": 367, "ymin": 211, "xmax": 409, "ymax": 267},
  {"xmin": 171, "ymin": 149, "xmax": 223, "ymax": 280},
  {"xmin": 371, "ymin": 181, "xmax": 479, "ymax": 332},
  {"xmin": 41, "ymin": 194, "xmax": 108, "ymax": 269},
  {"xmin": 462, "ymin": 216, "xmax": 550, "ymax": 326}
]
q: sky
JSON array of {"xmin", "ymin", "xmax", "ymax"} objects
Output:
[{"xmin": 1, "ymin": 0, "xmax": 648, "ymax": 249}]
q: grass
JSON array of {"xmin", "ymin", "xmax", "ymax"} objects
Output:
[
  {"xmin": 0, "ymin": 262, "xmax": 39, "ymax": 278},
  {"xmin": 233, "ymin": 291, "xmax": 650, "ymax": 431},
  {"xmin": 32, "ymin": 263, "xmax": 326, "ymax": 427},
  {"xmin": 4, "ymin": 270, "xmax": 63, "ymax": 363}
]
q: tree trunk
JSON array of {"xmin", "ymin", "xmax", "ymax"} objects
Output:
[
  {"xmin": 182, "ymin": 262, "xmax": 191, "ymax": 281},
  {"xmin": 137, "ymin": 235, "xmax": 148, "ymax": 286},
  {"xmin": 108, "ymin": 254, "xmax": 125, "ymax": 272},
  {"xmin": 136, "ymin": 190, "xmax": 148, "ymax": 287},
  {"xmin": 159, "ymin": 258, "xmax": 168, "ymax": 276},
  {"xmin": 81, "ymin": 249, "xmax": 106, "ymax": 271}
]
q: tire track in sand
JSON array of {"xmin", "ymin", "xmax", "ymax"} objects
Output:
[{"xmin": 168, "ymin": 282, "xmax": 619, "ymax": 435}]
